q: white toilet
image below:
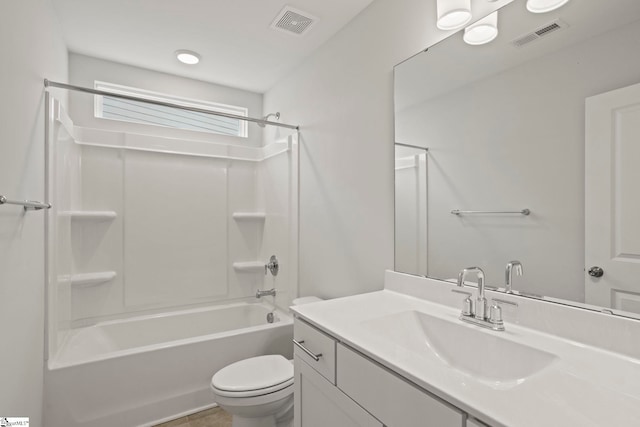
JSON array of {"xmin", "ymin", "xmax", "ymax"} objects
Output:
[{"xmin": 211, "ymin": 354, "xmax": 294, "ymax": 427}]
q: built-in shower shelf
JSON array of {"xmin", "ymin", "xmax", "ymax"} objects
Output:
[
  {"xmin": 59, "ymin": 271, "xmax": 117, "ymax": 287},
  {"xmin": 59, "ymin": 210, "xmax": 117, "ymax": 221},
  {"xmin": 232, "ymin": 212, "xmax": 266, "ymax": 221},
  {"xmin": 233, "ymin": 261, "xmax": 265, "ymax": 273}
]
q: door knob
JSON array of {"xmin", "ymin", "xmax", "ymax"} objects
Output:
[{"xmin": 588, "ymin": 266, "xmax": 604, "ymax": 278}]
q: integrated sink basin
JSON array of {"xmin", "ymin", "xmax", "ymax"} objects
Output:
[{"xmin": 361, "ymin": 310, "xmax": 556, "ymax": 387}]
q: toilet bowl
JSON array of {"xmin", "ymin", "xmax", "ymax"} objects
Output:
[{"xmin": 211, "ymin": 355, "xmax": 294, "ymax": 427}]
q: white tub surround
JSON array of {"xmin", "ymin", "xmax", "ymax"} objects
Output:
[
  {"xmin": 45, "ymin": 95, "xmax": 299, "ymax": 346},
  {"xmin": 46, "ymin": 95, "xmax": 298, "ymax": 318},
  {"xmin": 291, "ymin": 271, "xmax": 640, "ymax": 427},
  {"xmin": 45, "ymin": 301, "xmax": 293, "ymax": 427}
]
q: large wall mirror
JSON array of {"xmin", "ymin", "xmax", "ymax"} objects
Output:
[{"xmin": 394, "ymin": 0, "xmax": 640, "ymax": 319}]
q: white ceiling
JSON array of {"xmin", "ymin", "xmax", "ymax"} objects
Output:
[{"xmin": 51, "ymin": 0, "xmax": 375, "ymax": 93}]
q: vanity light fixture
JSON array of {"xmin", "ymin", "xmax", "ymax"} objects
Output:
[
  {"xmin": 175, "ymin": 50, "xmax": 200, "ymax": 65},
  {"xmin": 436, "ymin": 0, "xmax": 473, "ymax": 31},
  {"xmin": 463, "ymin": 11, "xmax": 499, "ymax": 45},
  {"xmin": 526, "ymin": 0, "xmax": 571, "ymax": 14}
]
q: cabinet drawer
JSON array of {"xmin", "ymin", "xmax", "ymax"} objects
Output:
[
  {"xmin": 293, "ymin": 318, "xmax": 336, "ymax": 384},
  {"xmin": 337, "ymin": 343, "xmax": 464, "ymax": 427}
]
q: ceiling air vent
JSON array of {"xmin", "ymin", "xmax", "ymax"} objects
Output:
[
  {"xmin": 512, "ymin": 19, "xmax": 569, "ymax": 48},
  {"xmin": 270, "ymin": 6, "xmax": 318, "ymax": 36}
]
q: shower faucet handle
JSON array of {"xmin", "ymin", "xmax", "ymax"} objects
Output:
[{"xmin": 265, "ymin": 255, "xmax": 279, "ymax": 276}]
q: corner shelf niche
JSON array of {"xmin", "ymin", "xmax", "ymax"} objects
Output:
[
  {"xmin": 59, "ymin": 210, "xmax": 117, "ymax": 222},
  {"xmin": 233, "ymin": 261, "xmax": 265, "ymax": 273},
  {"xmin": 232, "ymin": 212, "xmax": 266, "ymax": 221},
  {"xmin": 58, "ymin": 271, "xmax": 117, "ymax": 288}
]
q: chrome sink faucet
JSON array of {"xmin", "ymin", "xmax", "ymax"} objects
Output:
[
  {"xmin": 453, "ymin": 267, "xmax": 516, "ymax": 331},
  {"xmin": 457, "ymin": 267, "xmax": 487, "ymax": 320},
  {"xmin": 505, "ymin": 260, "xmax": 523, "ymax": 293}
]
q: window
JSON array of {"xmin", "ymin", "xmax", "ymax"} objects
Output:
[{"xmin": 94, "ymin": 81, "xmax": 248, "ymax": 138}]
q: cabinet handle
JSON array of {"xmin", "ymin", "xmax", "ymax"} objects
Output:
[{"xmin": 292, "ymin": 339, "xmax": 322, "ymax": 361}]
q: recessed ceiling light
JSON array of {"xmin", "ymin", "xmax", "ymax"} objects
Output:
[
  {"xmin": 175, "ymin": 50, "xmax": 200, "ymax": 65},
  {"xmin": 464, "ymin": 11, "xmax": 499, "ymax": 45},
  {"xmin": 526, "ymin": 0, "xmax": 571, "ymax": 14}
]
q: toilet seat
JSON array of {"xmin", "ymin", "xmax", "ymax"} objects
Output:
[
  {"xmin": 212, "ymin": 377, "xmax": 294, "ymax": 398},
  {"xmin": 211, "ymin": 355, "xmax": 294, "ymax": 398}
]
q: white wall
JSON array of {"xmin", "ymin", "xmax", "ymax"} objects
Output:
[
  {"xmin": 0, "ymin": 0, "xmax": 68, "ymax": 424},
  {"xmin": 68, "ymin": 53, "xmax": 265, "ymax": 147},
  {"xmin": 396, "ymin": 19, "xmax": 640, "ymax": 301},
  {"xmin": 264, "ymin": 0, "xmax": 510, "ymax": 298}
]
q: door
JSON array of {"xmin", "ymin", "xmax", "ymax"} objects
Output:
[{"xmin": 585, "ymin": 82, "xmax": 640, "ymax": 315}]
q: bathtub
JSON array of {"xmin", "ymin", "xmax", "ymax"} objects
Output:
[{"xmin": 44, "ymin": 301, "xmax": 293, "ymax": 427}]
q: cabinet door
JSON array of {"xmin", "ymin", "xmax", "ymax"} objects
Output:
[
  {"xmin": 294, "ymin": 356, "xmax": 382, "ymax": 427},
  {"xmin": 337, "ymin": 344, "xmax": 464, "ymax": 427}
]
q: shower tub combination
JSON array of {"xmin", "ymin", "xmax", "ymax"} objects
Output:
[
  {"xmin": 45, "ymin": 301, "xmax": 293, "ymax": 427},
  {"xmin": 43, "ymin": 92, "xmax": 299, "ymax": 427}
]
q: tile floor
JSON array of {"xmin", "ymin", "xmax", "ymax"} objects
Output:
[{"xmin": 154, "ymin": 407, "xmax": 232, "ymax": 427}]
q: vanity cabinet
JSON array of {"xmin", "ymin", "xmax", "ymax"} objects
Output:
[
  {"xmin": 293, "ymin": 319, "xmax": 381, "ymax": 427},
  {"xmin": 294, "ymin": 317, "xmax": 489, "ymax": 427}
]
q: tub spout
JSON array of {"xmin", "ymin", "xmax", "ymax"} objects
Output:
[{"xmin": 256, "ymin": 288, "xmax": 276, "ymax": 299}]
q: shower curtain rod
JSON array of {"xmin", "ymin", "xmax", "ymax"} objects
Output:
[{"xmin": 44, "ymin": 79, "xmax": 299, "ymax": 131}]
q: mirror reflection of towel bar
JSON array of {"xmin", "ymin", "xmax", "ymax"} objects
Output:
[
  {"xmin": 451, "ymin": 209, "xmax": 530, "ymax": 216},
  {"xmin": 0, "ymin": 195, "xmax": 51, "ymax": 211}
]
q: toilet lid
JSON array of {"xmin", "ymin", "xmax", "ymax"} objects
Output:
[{"xmin": 212, "ymin": 355, "xmax": 293, "ymax": 393}]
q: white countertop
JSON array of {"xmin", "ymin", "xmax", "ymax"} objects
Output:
[{"xmin": 292, "ymin": 288, "xmax": 640, "ymax": 427}]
